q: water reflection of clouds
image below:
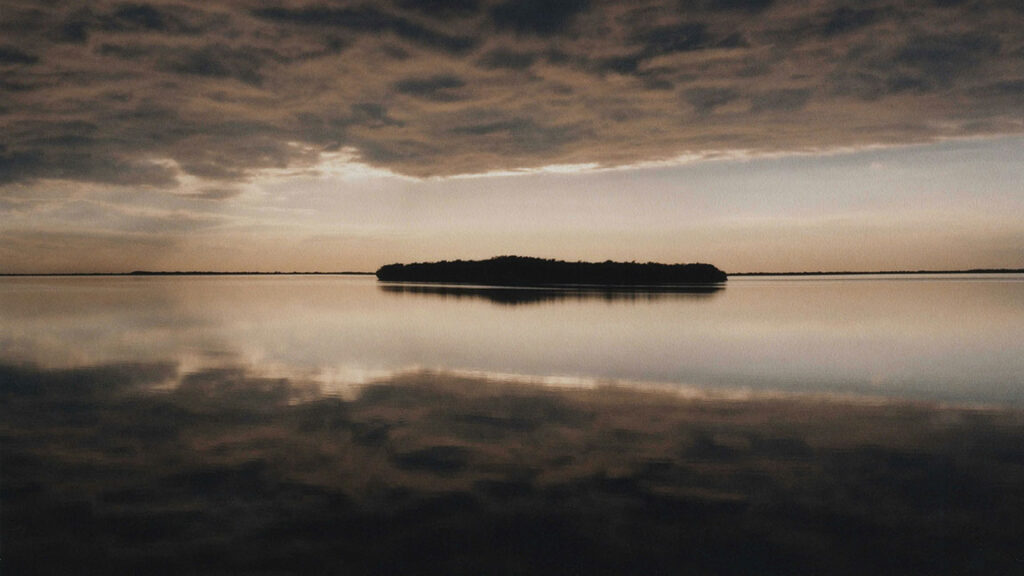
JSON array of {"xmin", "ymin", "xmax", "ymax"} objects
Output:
[
  {"xmin": 377, "ymin": 283, "xmax": 724, "ymax": 305},
  {"xmin": 3, "ymin": 361, "xmax": 1023, "ymax": 574},
  {"xmin": 3, "ymin": 276, "xmax": 1022, "ymax": 403}
]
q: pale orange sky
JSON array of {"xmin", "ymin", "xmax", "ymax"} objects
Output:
[{"xmin": 3, "ymin": 137, "xmax": 1020, "ymax": 273}]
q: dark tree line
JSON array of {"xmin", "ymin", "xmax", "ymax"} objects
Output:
[{"xmin": 376, "ymin": 256, "xmax": 727, "ymax": 285}]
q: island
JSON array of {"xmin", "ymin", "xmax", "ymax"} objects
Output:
[{"xmin": 375, "ymin": 256, "xmax": 727, "ymax": 285}]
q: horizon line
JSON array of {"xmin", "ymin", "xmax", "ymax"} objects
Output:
[
  {"xmin": 0, "ymin": 271, "xmax": 377, "ymax": 277},
  {"xmin": 2, "ymin": 268, "xmax": 1022, "ymax": 278}
]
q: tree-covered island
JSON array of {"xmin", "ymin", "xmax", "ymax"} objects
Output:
[{"xmin": 376, "ymin": 256, "xmax": 727, "ymax": 285}]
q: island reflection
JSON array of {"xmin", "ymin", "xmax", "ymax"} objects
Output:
[
  {"xmin": 3, "ymin": 361, "xmax": 1023, "ymax": 575},
  {"xmin": 378, "ymin": 282, "xmax": 724, "ymax": 305}
]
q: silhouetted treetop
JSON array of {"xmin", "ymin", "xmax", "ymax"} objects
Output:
[{"xmin": 376, "ymin": 256, "xmax": 727, "ymax": 285}]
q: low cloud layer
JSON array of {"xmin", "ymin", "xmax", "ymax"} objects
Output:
[{"xmin": 2, "ymin": 0, "xmax": 1022, "ymax": 187}]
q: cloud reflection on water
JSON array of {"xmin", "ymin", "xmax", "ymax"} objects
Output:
[
  {"xmin": 3, "ymin": 360, "xmax": 1023, "ymax": 574},
  {"xmin": 3, "ymin": 275, "xmax": 1023, "ymax": 404}
]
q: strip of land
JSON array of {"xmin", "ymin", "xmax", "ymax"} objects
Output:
[
  {"xmin": 376, "ymin": 256, "xmax": 728, "ymax": 285},
  {"xmin": 731, "ymin": 268, "xmax": 1024, "ymax": 276},
  {"xmin": 3, "ymin": 268, "xmax": 1021, "ymax": 278},
  {"xmin": 0, "ymin": 271, "xmax": 376, "ymax": 277}
]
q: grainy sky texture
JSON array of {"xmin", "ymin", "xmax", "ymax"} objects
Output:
[{"xmin": 1, "ymin": 0, "xmax": 1022, "ymax": 272}]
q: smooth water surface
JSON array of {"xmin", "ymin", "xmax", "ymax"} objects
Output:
[
  {"xmin": 1, "ymin": 274, "xmax": 1021, "ymax": 403},
  {"xmin": 4, "ymin": 275, "xmax": 1024, "ymax": 574}
]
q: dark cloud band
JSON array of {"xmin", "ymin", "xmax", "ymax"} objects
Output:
[{"xmin": 1, "ymin": 0, "xmax": 1021, "ymax": 186}]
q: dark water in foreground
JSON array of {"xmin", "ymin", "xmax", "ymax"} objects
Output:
[{"xmin": 2, "ymin": 275, "xmax": 1023, "ymax": 573}]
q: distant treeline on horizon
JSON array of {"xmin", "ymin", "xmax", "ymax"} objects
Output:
[
  {"xmin": 375, "ymin": 256, "xmax": 728, "ymax": 285},
  {"xmin": 127, "ymin": 270, "xmax": 374, "ymax": 276},
  {"xmin": 0, "ymin": 271, "xmax": 376, "ymax": 277},
  {"xmin": 731, "ymin": 268, "xmax": 1024, "ymax": 276},
  {"xmin": 2, "ymin": 267, "xmax": 1021, "ymax": 278}
]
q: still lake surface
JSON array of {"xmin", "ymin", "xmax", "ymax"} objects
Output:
[
  {"xmin": 1, "ymin": 273, "xmax": 1021, "ymax": 404},
  {"xmin": 3, "ymin": 274, "xmax": 1024, "ymax": 574}
]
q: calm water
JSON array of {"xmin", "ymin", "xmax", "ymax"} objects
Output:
[
  {"xmin": 1, "ymin": 274, "xmax": 1021, "ymax": 403},
  {"xmin": 3, "ymin": 275, "xmax": 1024, "ymax": 574}
]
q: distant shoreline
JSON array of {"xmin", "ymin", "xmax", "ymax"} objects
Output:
[
  {"xmin": 730, "ymin": 268, "xmax": 1024, "ymax": 276},
  {"xmin": 1, "ymin": 268, "xmax": 1021, "ymax": 278},
  {"xmin": 0, "ymin": 271, "xmax": 377, "ymax": 277}
]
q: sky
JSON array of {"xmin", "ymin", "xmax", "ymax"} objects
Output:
[{"xmin": 1, "ymin": 0, "xmax": 1022, "ymax": 273}]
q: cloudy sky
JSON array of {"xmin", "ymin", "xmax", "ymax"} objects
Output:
[{"xmin": 1, "ymin": 0, "xmax": 1022, "ymax": 273}]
